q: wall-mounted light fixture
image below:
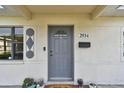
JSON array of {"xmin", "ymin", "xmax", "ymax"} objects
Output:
[
  {"xmin": 117, "ymin": 5, "xmax": 124, "ymax": 10},
  {"xmin": 0, "ymin": 5, "xmax": 4, "ymax": 9}
]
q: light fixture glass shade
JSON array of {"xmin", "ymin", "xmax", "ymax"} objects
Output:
[
  {"xmin": 0, "ymin": 5, "xmax": 4, "ymax": 9},
  {"xmin": 117, "ymin": 5, "xmax": 124, "ymax": 10}
]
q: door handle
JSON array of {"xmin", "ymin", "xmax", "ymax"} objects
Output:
[{"xmin": 49, "ymin": 50, "xmax": 53, "ymax": 56}]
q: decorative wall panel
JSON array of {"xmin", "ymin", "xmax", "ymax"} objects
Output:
[{"xmin": 26, "ymin": 28, "xmax": 34, "ymax": 58}]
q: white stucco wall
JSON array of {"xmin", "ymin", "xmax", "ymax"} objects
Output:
[{"xmin": 0, "ymin": 14, "xmax": 124, "ymax": 85}]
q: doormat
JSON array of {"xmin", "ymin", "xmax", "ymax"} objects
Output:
[{"xmin": 44, "ymin": 84, "xmax": 89, "ymax": 88}]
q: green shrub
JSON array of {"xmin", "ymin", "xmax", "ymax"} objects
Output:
[
  {"xmin": 0, "ymin": 52, "xmax": 11, "ymax": 59},
  {"xmin": 22, "ymin": 78, "xmax": 34, "ymax": 88}
]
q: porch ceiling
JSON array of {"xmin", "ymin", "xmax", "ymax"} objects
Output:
[
  {"xmin": 0, "ymin": 5, "xmax": 124, "ymax": 20},
  {"xmin": 101, "ymin": 5, "xmax": 124, "ymax": 17},
  {"xmin": 26, "ymin": 5, "xmax": 96, "ymax": 14}
]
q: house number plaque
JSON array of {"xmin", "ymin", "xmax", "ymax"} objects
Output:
[{"xmin": 80, "ymin": 33, "xmax": 89, "ymax": 38}]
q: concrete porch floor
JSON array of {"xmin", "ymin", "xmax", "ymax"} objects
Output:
[
  {"xmin": 97, "ymin": 84, "xmax": 124, "ymax": 88},
  {"xmin": 0, "ymin": 85, "xmax": 21, "ymax": 88},
  {"xmin": 1, "ymin": 84, "xmax": 124, "ymax": 88}
]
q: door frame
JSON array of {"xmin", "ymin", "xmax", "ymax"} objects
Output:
[{"xmin": 47, "ymin": 25, "xmax": 74, "ymax": 81}]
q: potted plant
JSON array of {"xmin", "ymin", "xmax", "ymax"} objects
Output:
[{"xmin": 77, "ymin": 78, "xmax": 83, "ymax": 87}]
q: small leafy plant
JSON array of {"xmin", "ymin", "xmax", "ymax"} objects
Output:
[
  {"xmin": 89, "ymin": 83, "xmax": 97, "ymax": 88},
  {"xmin": 36, "ymin": 79, "xmax": 44, "ymax": 86}
]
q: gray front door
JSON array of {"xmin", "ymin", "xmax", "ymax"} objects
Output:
[{"xmin": 48, "ymin": 26, "xmax": 74, "ymax": 81}]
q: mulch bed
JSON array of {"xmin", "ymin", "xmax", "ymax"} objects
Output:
[{"xmin": 44, "ymin": 84, "xmax": 89, "ymax": 88}]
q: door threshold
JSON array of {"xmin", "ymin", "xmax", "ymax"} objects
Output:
[
  {"xmin": 49, "ymin": 77, "xmax": 73, "ymax": 81},
  {"xmin": 46, "ymin": 81, "xmax": 75, "ymax": 85}
]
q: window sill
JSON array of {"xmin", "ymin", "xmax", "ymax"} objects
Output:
[{"xmin": 0, "ymin": 60, "xmax": 24, "ymax": 65}]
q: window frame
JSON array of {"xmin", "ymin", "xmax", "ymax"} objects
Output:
[{"xmin": 0, "ymin": 26, "xmax": 24, "ymax": 61}]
